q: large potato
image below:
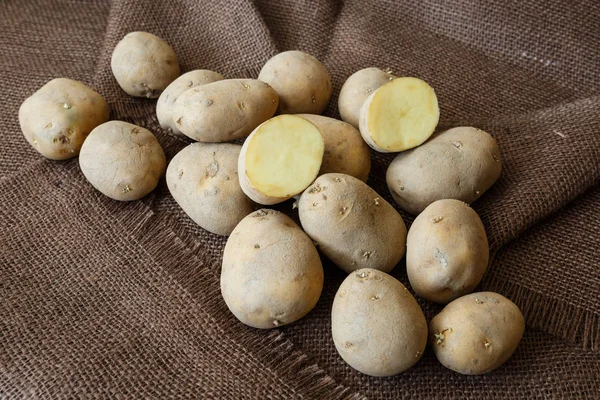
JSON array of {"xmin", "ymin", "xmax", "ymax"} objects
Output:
[
  {"xmin": 429, "ymin": 292, "xmax": 525, "ymax": 375},
  {"xmin": 258, "ymin": 50, "xmax": 332, "ymax": 114},
  {"xmin": 157, "ymin": 70, "xmax": 224, "ymax": 136},
  {"xmin": 297, "ymin": 114, "xmax": 371, "ymax": 181},
  {"xmin": 79, "ymin": 121, "xmax": 166, "ymax": 201},
  {"xmin": 332, "ymin": 268, "xmax": 427, "ymax": 376},
  {"xmin": 111, "ymin": 31, "xmax": 180, "ymax": 98},
  {"xmin": 386, "ymin": 127, "xmax": 502, "ymax": 215},
  {"xmin": 166, "ymin": 143, "xmax": 254, "ymax": 236},
  {"xmin": 338, "ymin": 67, "xmax": 395, "ymax": 128},
  {"xmin": 221, "ymin": 209, "xmax": 324, "ymax": 329},
  {"xmin": 298, "ymin": 173, "xmax": 407, "ymax": 273},
  {"xmin": 19, "ymin": 78, "xmax": 109, "ymax": 160},
  {"xmin": 407, "ymin": 199, "xmax": 489, "ymax": 304},
  {"xmin": 172, "ymin": 79, "xmax": 278, "ymax": 142}
]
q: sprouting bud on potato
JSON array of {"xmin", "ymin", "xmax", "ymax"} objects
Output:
[
  {"xmin": 238, "ymin": 115, "xmax": 324, "ymax": 205},
  {"xmin": 157, "ymin": 70, "xmax": 224, "ymax": 136},
  {"xmin": 332, "ymin": 268, "xmax": 428, "ymax": 376},
  {"xmin": 79, "ymin": 121, "xmax": 166, "ymax": 201},
  {"xmin": 298, "ymin": 173, "xmax": 407, "ymax": 273},
  {"xmin": 429, "ymin": 292, "xmax": 525, "ymax": 375},
  {"xmin": 111, "ymin": 31, "xmax": 180, "ymax": 98},
  {"xmin": 386, "ymin": 126, "xmax": 502, "ymax": 215},
  {"xmin": 407, "ymin": 199, "xmax": 489, "ymax": 304},
  {"xmin": 172, "ymin": 79, "xmax": 279, "ymax": 142},
  {"xmin": 359, "ymin": 77, "xmax": 439, "ymax": 153},
  {"xmin": 19, "ymin": 78, "xmax": 109, "ymax": 160},
  {"xmin": 166, "ymin": 143, "xmax": 254, "ymax": 236},
  {"xmin": 338, "ymin": 67, "xmax": 396, "ymax": 128},
  {"xmin": 258, "ymin": 50, "xmax": 332, "ymax": 114},
  {"xmin": 297, "ymin": 114, "xmax": 371, "ymax": 182},
  {"xmin": 221, "ymin": 209, "xmax": 324, "ymax": 329}
]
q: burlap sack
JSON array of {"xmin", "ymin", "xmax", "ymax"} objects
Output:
[{"xmin": 1, "ymin": 0, "xmax": 599, "ymax": 398}]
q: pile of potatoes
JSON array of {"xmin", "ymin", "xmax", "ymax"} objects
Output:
[{"xmin": 19, "ymin": 31, "xmax": 524, "ymax": 377}]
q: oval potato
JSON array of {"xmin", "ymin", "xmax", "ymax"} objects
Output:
[{"xmin": 386, "ymin": 126, "xmax": 502, "ymax": 215}]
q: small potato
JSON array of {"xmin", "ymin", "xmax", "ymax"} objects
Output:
[
  {"xmin": 258, "ymin": 50, "xmax": 332, "ymax": 114},
  {"xmin": 359, "ymin": 77, "xmax": 439, "ymax": 152},
  {"xmin": 407, "ymin": 199, "xmax": 489, "ymax": 304},
  {"xmin": 221, "ymin": 209, "xmax": 324, "ymax": 329},
  {"xmin": 157, "ymin": 70, "xmax": 224, "ymax": 136},
  {"xmin": 332, "ymin": 268, "xmax": 427, "ymax": 376},
  {"xmin": 18, "ymin": 78, "xmax": 109, "ymax": 160},
  {"xmin": 297, "ymin": 114, "xmax": 371, "ymax": 181},
  {"xmin": 166, "ymin": 143, "xmax": 254, "ymax": 236},
  {"xmin": 79, "ymin": 121, "xmax": 166, "ymax": 201},
  {"xmin": 172, "ymin": 79, "xmax": 278, "ymax": 142},
  {"xmin": 238, "ymin": 115, "xmax": 324, "ymax": 205},
  {"xmin": 111, "ymin": 31, "xmax": 180, "ymax": 98},
  {"xmin": 429, "ymin": 292, "xmax": 525, "ymax": 375},
  {"xmin": 298, "ymin": 173, "xmax": 407, "ymax": 273},
  {"xmin": 386, "ymin": 126, "xmax": 502, "ymax": 215},
  {"xmin": 338, "ymin": 67, "xmax": 396, "ymax": 128}
]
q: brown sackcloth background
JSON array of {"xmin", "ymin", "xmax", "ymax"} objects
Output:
[{"xmin": 1, "ymin": 0, "xmax": 600, "ymax": 398}]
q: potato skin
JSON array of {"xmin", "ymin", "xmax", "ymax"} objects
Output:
[
  {"xmin": 221, "ymin": 209, "xmax": 324, "ymax": 329},
  {"xmin": 407, "ymin": 199, "xmax": 489, "ymax": 304},
  {"xmin": 338, "ymin": 68, "xmax": 395, "ymax": 128},
  {"xmin": 19, "ymin": 78, "xmax": 109, "ymax": 160},
  {"xmin": 332, "ymin": 268, "xmax": 427, "ymax": 376},
  {"xmin": 258, "ymin": 51, "xmax": 332, "ymax": 114},
  {"xmin": 157, "ymin": 70, "xmax": 224, "ymax": 136},
  {"xmin": 111, "ymin": 31, "xmax": 180, "ymax": 98},
  {"xmin": 386, "ymin": 127, "xmax": 502, "ymax": 215},
  {"xmin": 166, "ymin": 143, "xmax": 254, "ymax": 236},
  {"xmin": 429, "ymin": 292, "xmax": 525, "ymax": 375},
  {"xmin": 172, "ymin": 79, "xmax": 278, "ymax": 142},
  {"xmin": 297, "ymin": 114, "xmax": 371, "ymax": 182},
  {"xmin": 298, "ymin": 173, "xmax": 407, "ymax": 273},
  {"xmin": 79, "ymin": 121, "xmax": 166, "ymax": 201}
]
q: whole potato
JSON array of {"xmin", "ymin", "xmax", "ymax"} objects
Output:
[
  {"xmin": 111, "ymin": 31, "xmax": 180, "ymax": 98},
  {"xmin": 407, "ymin": 199, "xmax": 489, "ymax": 303},
  {"xmin": 79, "ymin": 121, "xmax": 166, "ymax": 201},
  {"xmin": 166, "ymin": 143, "xmax": 254, "ymax": 236},
  {"xmin": 172, "ymin": 79, "xmax": 278, "ymax": 142},
  {"xmin": 429, "ymin": 292, "xmax": 525, "ymax": 375},
  {"xmin": 338, "ymin": 67, "xmax": 396, "ymax": 128},
  {"xmin": 297, "ymin": 114, "xmax": 371, "ymax": 181},
  {"xmin": 19, "ymin": 78, "xmax": 109, "ymax": 160},
  {"xmin": 386, "ymin": 127, "xmax": 502, "ymax": 215},
  {"xmin": 157, "ymin": 70, "xmax": 224, "ymax": 136},
  {"xmin": 258, "ymin": 50, "xmax": 332, "ymax": 114},
  {"xmin": 221, "ymin": 209, "xmax": 324, "ymax": 329},
  {"xmin": 298, "ymin": 173, "xmax": 407, "ymax": 273},
  {"xmin": 332, "ymin": 268, "xmax": 428, "ymax": 376}
]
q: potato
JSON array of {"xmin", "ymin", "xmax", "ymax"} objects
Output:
[
  {"xmin": 221, "ymin": 209, "xmax": 324, "ymax": 329},
  {"xmin": 386, "ymin": 126, "xmax": 502, "ymax": 215},
  {"xmin": 297, "ymin": 114, "xmax": 371, "ymax": 181},
  {"xmin": 238, "ymin": 115, "xmax": 324, "ymax": 205},
  {"xmin": 332, "ymin": 268, "xmax": 427, "ymax": 376},
  {"xmin": 298, "ymin": 173, "xmax": 406, "ymax": 273},
  {"xmin": 157, "ymin": 70, "xmax": 224, "ymax": 136},
  {"xmin": 172, "ymin": 79, "xmax": 278, "ymax": 142},
  {"xmin": 429, "ymin": 292, "xmax": 525, "ymax": 375},
  {"xmin": 258, "ymin": 50, "xmax": 332, "ymax": 114},
  {"xmin": 18, "ymin": 78, "xmax": 109, "ymax": 160},
  {"xmin": 111, "ymin": 31, "xmax": 180, "ymax": 98},
  {"xmin": 79, "ymin": 121, "xmax": 166, "ymax": 201},
  {"xmin": 407, "ymin": 199, "xmax": 489, "ymax": 304},
  {"xmin": 359, "ymin": 77, "xmax": 439, "ymax": 152},
  {"xmin": 166, "ymin": 143, "xmax": 254, "ymax": 236},
  {"xmin": 338, "ymin": 67, "xmax": 396, "ymax": 128}
]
